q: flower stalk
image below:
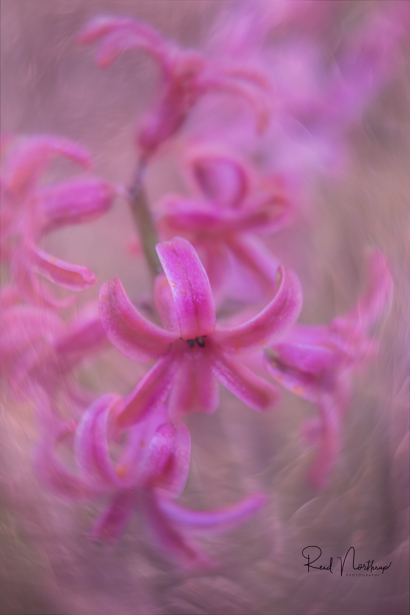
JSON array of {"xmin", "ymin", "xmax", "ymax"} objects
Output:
[{"xmin": 128, "ymin": 162, "xmax": 162, "ymax": 277}]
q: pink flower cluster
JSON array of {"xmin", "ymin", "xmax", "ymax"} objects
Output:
[{"xmin": 1, "ymin": 6, "xmax": 398, "ymax": 568}]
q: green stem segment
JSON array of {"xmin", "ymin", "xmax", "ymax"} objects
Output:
[{"xmin": 128, "ymin": 163, "xmax": 163, "ymax": 278}]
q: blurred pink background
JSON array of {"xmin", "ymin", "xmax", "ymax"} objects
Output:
[{"xmin": 1, "ymin": 2, "xmax": 409, "ymax": 614}]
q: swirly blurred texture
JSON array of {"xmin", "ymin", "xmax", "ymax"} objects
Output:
[{"xmin": 1, "ymin": 2, "xmax": 409, "ymax": 614}]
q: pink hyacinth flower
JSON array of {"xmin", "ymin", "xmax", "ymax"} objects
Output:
[
  {"xmin": 158, "ymin": 146, "xmax": 291, "ymax": 298},
  {"xmin": 38, "ymin": 395, "xmax": 267, "ymax": 568},
  {"xmin": 0, "ymin": 299, "xmax": 108, "ymax": 410},
  {"xmin": 0, "ymin": 136, "xmax": 114, "ymax": 307},
  {"xmin": 79, "ymin": 14, "xmax": 272, "ymax": 160},
  {"xmin": 99, "ymin": 236, "xmax": 302, "ymax": 428},
  {"xmin": 265, "ymin": 252, "xmax": 392, "ymax": 489}
]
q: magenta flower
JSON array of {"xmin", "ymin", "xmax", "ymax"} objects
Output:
[
  {"xmin": 158, "ymin": 145, "xmax": 292, "ymax": 298},
  {"xmin": 99, "ymin": 236, "xmax": 302, "ymax": 428},
  {"xmin": 37, "ymin": 395, "xmax": 267, "ymax": 568},
  {"xmin": 265, "ymin": 252, "xmax": 392, "ymax": 489},
  {"xmin": 80, "ymin": 15, "xmax": 272, "ymax": 160},
  {"xmin": 0, "ymin": 136, "xmax": 114, "ymax": 307}
]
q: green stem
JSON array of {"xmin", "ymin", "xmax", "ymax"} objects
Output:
[{"xmin": 128, "ymin": 163, "xmax": 162, "ymax": 278}]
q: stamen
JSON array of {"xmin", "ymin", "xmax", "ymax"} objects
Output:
[
  {"xmin": 186, "ymin": 339, "xmax": 195, "ymax": 348},
  {"xmin": 196, "ymin": 336, "xmax": 206, "ymax": 348}
]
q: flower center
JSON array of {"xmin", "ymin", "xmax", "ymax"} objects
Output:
[{"xmin": 183, "ymin": 336, "xmax": 207, "ymax": 348}]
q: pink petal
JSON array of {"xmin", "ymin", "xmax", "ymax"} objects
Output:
[
  {"xmin": 116, "ymin": 354, "xmax": 178, "ymax": 429},
  {"xmin": 35, "ymin": 422, "xmax": 97, "ymax": 501},
  {"xmin": 140, "ymin": 489, "xmax": 210, "ymax": 568},
  {"xmin": 75, "ymin": 394, "xmax": 124, "ymax": 488},
  {"xmin": 154, "ymin": 273, "xmax": 180, "ymax": 333},
  {"xmin": 3, "ymin": 136, "xmax": 91, "ymax": 198},
  {"xmin": 265, "ymin": 350, "xmax": 320, "ymax": 402},
  {"xmin": 156, "ymin": 237, "xmax": 216, "ymax": 339},
  {"xmin": 159, "ymin": 198, "xmax": 225, "ymax": 233},
  {"xmin": 213, "ymin": 265, "xmax": 303, "ymax": 352},
  {"xmin": 79, "ymin": 14, "xmax": 164, "ymax": 49},
  {"xmin": 91, "ymin": 489, "xmax": 137, "ymax": 542},
  {"xmin": 137, "ymin": 421, "xmax": 191, "ymax": 496},
  {"xmin": 306, "ymin": 397, "xmax": 341, "ymax": 491},
  {"xmin": 187, "ymin": 147, "xmax": 250, "ymax": 208},
  {"xmin": 227, "ymin": 235, "xmax": 281, "ymax": 295},
  {"xmin": 94, "ymin": 28, "xmax": 168, "ymax": 69},
  {"xmin": 270, "ymin": 338, "xmax": 337, "ymax": 375},
  {"xmin": 168, "ymin": 343, "xmax": 219, "ymax": 419},
  {"xmin": 30, "ymin": 245, "xmax": 97, "ymax": 291},
  {"xmin": 158, "ymin": 492, "xmax": 267, "ymax": 533},
  {"xmin": 39, "ymin": 178, "xmax": 114, "ymax": 233},
  {"xmin": 99, "ymin": 278, "xmax": 177, "ymax": 363},
  {"xmin": 211, "ymin": 346, "xmax": 279, "ymax": 411},
  {"xmin": 197, "ymin": 75, "xmax": 270, "ymax": 134},
  {"xmin": 54, "ymin": 311, "xmax": 107, "ymax": 357},
  {"xmin": 116, "ymin": 403, "xmax": 169, "ymax": 473}
]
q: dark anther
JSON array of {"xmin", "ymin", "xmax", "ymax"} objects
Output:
[
  {"xmin": 186, "ymin": 339, "xmax": 195, "ymax": 348},
  {"xmin": 195, "ymin": 336, "xmax": 206, "ymax": 348}
]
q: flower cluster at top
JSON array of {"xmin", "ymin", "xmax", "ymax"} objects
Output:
[{"xmin": 0, "ymin": 3, "xmax": 399, "ymax": 568}]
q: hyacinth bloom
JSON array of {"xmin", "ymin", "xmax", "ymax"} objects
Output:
[
  {"xmin": 80, "ymin": 15, "xmax": 272, "ymax": 160},
  {"xmin": 37, "ymin": 395, "xmax": 267, "ymax": 567},
  {"xmin": 265, "ymin": 252, "xmax": 392, "ymax": 489},
  {"xmin": 99, "ymin": 237, "xmax": 302, "ymax": 428},
  {"xmin": 159, "ymin": 145, "xmax": 291, "ymax": 297},
  {"xmin": 0, "ymin": 136, "xmax": 114, "ymax": 307},
  {"xmin": 0, "ymin": 298, "xmax": 108, "ymax": 410}
]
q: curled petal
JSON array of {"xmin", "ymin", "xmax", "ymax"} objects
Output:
[
  {"xmin": 197, "ymin": 75, "xmax": 271, "ymax": 134},
  {"xmin": 116, "ymin": 354, "xmax": 178, "ymax": 429},
  {"xmin": 117, "ymin": 402, "xmax": 169, "ymax": 472},
  {"xmin": 91, "ymin": 489, "xmax": 137, "ymax": 542},
  {"xmin": 75, "ymin": 394, "xmax": 124, "ymax": 488},
  {"xmin": 140, "ymin": 490, "xmax": 210, "ymax": 568},
  {"xmin": 213, "ymin": 265, "xmax": 303, "ymax": 353},
  {"xmin": 269, "ymin": 338, "xmax": 337, "ymax": 375},
  {"xmin": 11, "ymin": 250, "xmax": 75, "ymax": 309},
  {"xmin": 187, "ymin": 147, "xmax": 250, "ymax": 208},
  {"xmin": 79, "ymin": 14, "xmax": 165, "ymax": 49},
  {"xmin": 137, "ymin": 421, "xmax": 191, "ymax": 496},
  {"xmin": 99, "ymin": 278, "xmax": 177, "ymax": 363},
  {"xmin": 168, "ymin": 344, "xmax": 219, "ymax": 419},
  {"xmin": 3, "ymin": 136, "xmax": 91, "ymax": 198},
  {"xmin": 31, "ymin": 245, "xmax": 97, "ymax": 291},
  {"xmin": 36, "ymin": 422, "xmax": 97, "ymax": 501},
  {"xmin": 158, "ymin": 492, "xmax": 267, "ymax": 533},
  {"xmin": 94, "ymin": 28, "xmax": 168, "ymax": 69},
  {"xmin": 156, "ymin": 237, "xmax": 216, "ymax": 339},
  {"xmin": 39, "ymin": 178, "xmax": 114, "ymax": 232},
  {"xmin": 211, "ymin": 347, "xmax": 279, "ymax": 411},
  {"xmin": 159, "ymin": 199, "xmax": 225, "ymax": 233}
]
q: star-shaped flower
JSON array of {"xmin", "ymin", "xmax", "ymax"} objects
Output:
[
  {"xmin": 158, "ymin": 144, "xmax": 292, "ymax": 299},
  {"xmin": 0, "ymin": 135, "xmax": 114, "ymax": 307},
  {"xmin": 265, "ymin": 251, "xmax": 392, "ymax": 488},
  {"xmin": 99, "ymin": 236, "xmax": 302, "ymax": 428},
  {"xmin": 37, "ymin": 395, "xmax": 267, "ymax": 568},
  {"xmin": 80, "ymin": 14, "xmax": 272, "ymax": 160}
]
